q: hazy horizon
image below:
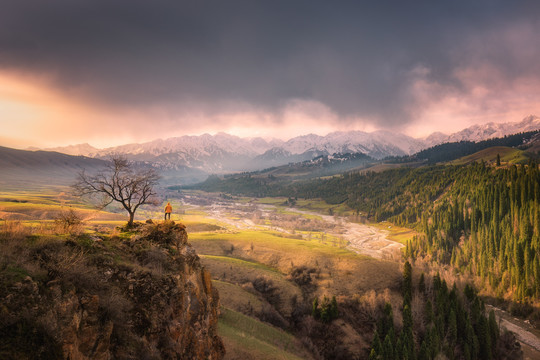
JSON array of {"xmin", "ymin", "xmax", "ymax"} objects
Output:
[
  {"xmin": 1, "ymin": 1, "xmax": 539, "ymax": 149},
  {"xmin": 3, "ymin": 114, "xmax": 534, "ymax": 152}
]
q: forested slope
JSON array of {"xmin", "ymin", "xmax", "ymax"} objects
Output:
[
  {"xmin": 192, "ymin": 161, "xmax": 540, "ymax": 303},
  {"xmin": 292, "ymin": 162, "xmax": 540, "ymax": 302}
]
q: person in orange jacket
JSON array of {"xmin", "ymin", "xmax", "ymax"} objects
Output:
[{"xmin": 164, "ymin": 202, "xmax": 172, "ymax": 220}]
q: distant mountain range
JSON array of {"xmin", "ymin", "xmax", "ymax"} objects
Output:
[
  {"xmin": 42, "ymin": 116, "xmax": 539, "ymax": 172},
  {"xmin": 2, "ymin": 115, "xmax": 535, "ymax": 187}
]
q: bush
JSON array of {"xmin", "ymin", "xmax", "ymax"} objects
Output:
[
  {"xmin": 256, "ymin": 303, "xmax": 289, "ymax": 329},
  {"xmin": 509, "ymin": 301, "xmax": 534, "ymax": 317},
  {"xmin": 0, "ymin": 220, "xmax": 31, "ymax": 243},
  {"xmin": 252, "ymin": 276, "xmax": 281, "ymax": 307},
  {"xmin": 54, "ymin": 208, "xmax": 84, "ymax": 235},
  {"xmin": 289, "ymin": 266, "xmax": 317, "ymax": 286}
]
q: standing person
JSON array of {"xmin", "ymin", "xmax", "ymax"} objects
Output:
[{"xmin": 164, "ymin": 202, "xmax": 172, "ymax": 220}]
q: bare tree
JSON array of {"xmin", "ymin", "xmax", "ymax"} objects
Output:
[{"xmin": 74, "ymin": 156, "xmax": 160, "ymax": 227}]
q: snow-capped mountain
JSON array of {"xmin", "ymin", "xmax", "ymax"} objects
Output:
[
  {"xmin": 273, "ymin": 130, "xmax": 423, "ymax": 159},
  {"xmin": 45, "ymin": 143, "xmax": 99, "ymax": 156},
  {"xmin": 445, "ymin": 115, "xmax": 540, "ymax": 143},
  {"xmin": 95, "ymin": 132, "xmax": 276, "ymax": 159},
  {"xmin": 422, "ymin": 132, "xmax": 449, "ymax": 147},
  {"xmin": 41, "ymin": 115, "xmax": 540, "ymax": 178}
]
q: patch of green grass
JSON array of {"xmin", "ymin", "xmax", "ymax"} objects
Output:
[
  {"xmin": 0, "ymin": 189, "xmax": 126, "ymax": 224},
  {"xmin": 254, "ymin": 197, "xmax": 289, "ymax": 205},
  {"xmin": 190, "ymin": 230, "xmax": 358, "ymax": 260},
  {"xmin": 371, "ymin": 222, "xmax": 418, "ymax": 245},
  {"xmin": 218, "ymin": 307, "xmax": 307, "ymax": 360},
  {"xmin": 201, "ymin": 255, "xmax": 280, "ymax": 273},
  {"xmin": 294, "ymin": 199, "xmax": 352, "ymax": 216},
  {"xmin": 451, "ymin": 146, "xmax": 529, "ymax": 166},
  {"xmin": 274, "ymin": 208, "xmax": 322, "ymax": 220},
  {"xmin": 87, "ymin": 220, "xmax": 126, "ymax": 226},
  {"xmin": 0, "ymin": 265, "xmax": 30, "ymax": 286}
]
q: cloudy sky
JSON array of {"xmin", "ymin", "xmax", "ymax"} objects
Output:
[{"xmin": 1, "ymin": 0, "xmax": 539, "ymax": 148}]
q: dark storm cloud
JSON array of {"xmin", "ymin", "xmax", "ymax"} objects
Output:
[{"xmin": 1, "ymin": 0, "xmax": 539, "ymax": 127}]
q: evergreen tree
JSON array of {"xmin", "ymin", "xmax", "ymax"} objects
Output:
[
  {"xmin": 312, "ymin": 297, "xmax": 319, "ymax": 318},
  {"xmin": 448, "ymin": 309, "xmax": 457, "ymax": 345},
  {"xmin": 383, "ymin": 334, "xmax": 394, "ymax": 360},
  {"xmin": 403, "ymin": 261, "xmax": 413, "ymax": 305},
  {"xmin": 419, "ymin": 272, "xmax": 426, "ymax": 295}
]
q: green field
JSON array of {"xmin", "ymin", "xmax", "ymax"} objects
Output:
[{"xmin": 371, "ymin": 221, "xmax": 419, "ymax": 244}]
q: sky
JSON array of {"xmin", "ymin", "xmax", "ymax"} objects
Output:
[{"xmin": 1, "ymin": 0, "xmax": 540, "ymax": 149}]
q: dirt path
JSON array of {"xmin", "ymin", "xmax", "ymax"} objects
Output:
[{"xmin": 487, "ymin": 305, "xmax": 540, "ymax": 358}]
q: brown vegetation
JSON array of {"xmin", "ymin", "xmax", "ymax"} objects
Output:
[{"xmin": 0, "ymin": 220, "xmax": 224, "ymax": 359}]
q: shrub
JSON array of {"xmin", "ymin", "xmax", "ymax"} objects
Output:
[
  {"xmin": 54, "ymin": 208, "xmax": 84, "ymax": 235},
  {"xmin": 289, "ymin": 266, "xmax": 317, "ymax": 286},
  {"xmin": 252, "ymin": 276, "xmax": 281, "ymax": 307}
]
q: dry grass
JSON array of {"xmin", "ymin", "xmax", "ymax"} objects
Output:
[
  {"xmin": 219, "ymin": 307, "xmax": 311, "ymax": 360},
  {"xmin": 201, "ymin": 255, "xmax": 301, "ymax": 316},
  {"xmin": 191, "ymin": 230, "xmax": 401, "ymax": 300}
]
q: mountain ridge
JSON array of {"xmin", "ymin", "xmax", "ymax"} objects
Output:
[{"xmin": 27, "ymin": 115, "xmax": 540, "ymax": 174}]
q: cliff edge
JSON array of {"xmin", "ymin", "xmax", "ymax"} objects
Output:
[{"xmin": 0, "ymin": 221, "xmax": 225, "ymax": 359}]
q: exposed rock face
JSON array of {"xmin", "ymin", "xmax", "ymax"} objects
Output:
[{"xmin": 0, "ymin": 221, "xmax": 224, "ymax": 359}]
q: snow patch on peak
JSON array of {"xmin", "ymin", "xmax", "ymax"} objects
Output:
[{"xmin": 45, "ymin": 143, "xmax": 99, "ymax": 156}]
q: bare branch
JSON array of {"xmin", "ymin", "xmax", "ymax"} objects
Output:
[{"xmin": 72, "ymin": 155, "xmax": 160, "ymax": 226}]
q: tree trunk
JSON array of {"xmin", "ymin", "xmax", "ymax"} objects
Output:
[{"xmin": 128, "ymin": 211, "xmax": 135, "ymax": 227}]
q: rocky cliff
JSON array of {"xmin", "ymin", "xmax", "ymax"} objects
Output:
[{"xmin": 0, "ymin": 221, "xmax": 224, "ymax": 359}]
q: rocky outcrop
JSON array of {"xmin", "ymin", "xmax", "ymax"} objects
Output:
[{"xmin": 0, "ymin": 221, "xmax": 224, "ymax": 359}]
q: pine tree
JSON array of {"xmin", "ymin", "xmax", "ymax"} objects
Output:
[
  {"xmin": 488, "ymin": 310, "xmax": 499, "ymax": 353},
  {"xmin": 477, "ymin": 316, "xmax": 492, "ymax": 360},
  {"xmin": 330, "ymin": 295, "xmax": 339, "ymax": 319},
  {"xmin": 448, "ymin": 309, "xmax": 457, "ymax": 345},
  {"xmin": 371, "ymin": 330, "xmax": 382, "ymax": 359},
  {"xmin": 419, "ymin": 272, "xmax": 426, "ymax": 295},
  {"xmin": 312, "ymin": 297, "xmax": 319, "ymax": 318},
  {"xmin": 403, "ymin": 261, "xmax": 413, "ymax": 305},
  {"xmin": 383, "ymin": 334, "xmax": 394, "ymax": 360}
]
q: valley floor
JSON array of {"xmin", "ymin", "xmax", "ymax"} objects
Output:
[{"xmin": 182, "ymin": 194, "xmax": 405, "ymax": 260}]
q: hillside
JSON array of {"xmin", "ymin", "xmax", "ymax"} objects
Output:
[
  {"xmin": 0, "ymin": 221, "xmax": 224, "ymax": 359},
  {"xmin": 190, "ymin": 158, "xmax": 540, "ymax": 305},
  {"xmin": 450, "ymin": 146, "xmax": 530, "ymax": 165},
  {"xmin": 0, "ymin": 146, "xmax": 108, "ymax": 189},
  {"xmin": 411, "ymin": 130, "xmax": 539, "ymax": 164}
]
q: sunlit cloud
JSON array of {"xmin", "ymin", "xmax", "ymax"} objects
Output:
[{"xmin": 1, "ymin": 1, "xmax": 539, "ymax": 148}]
